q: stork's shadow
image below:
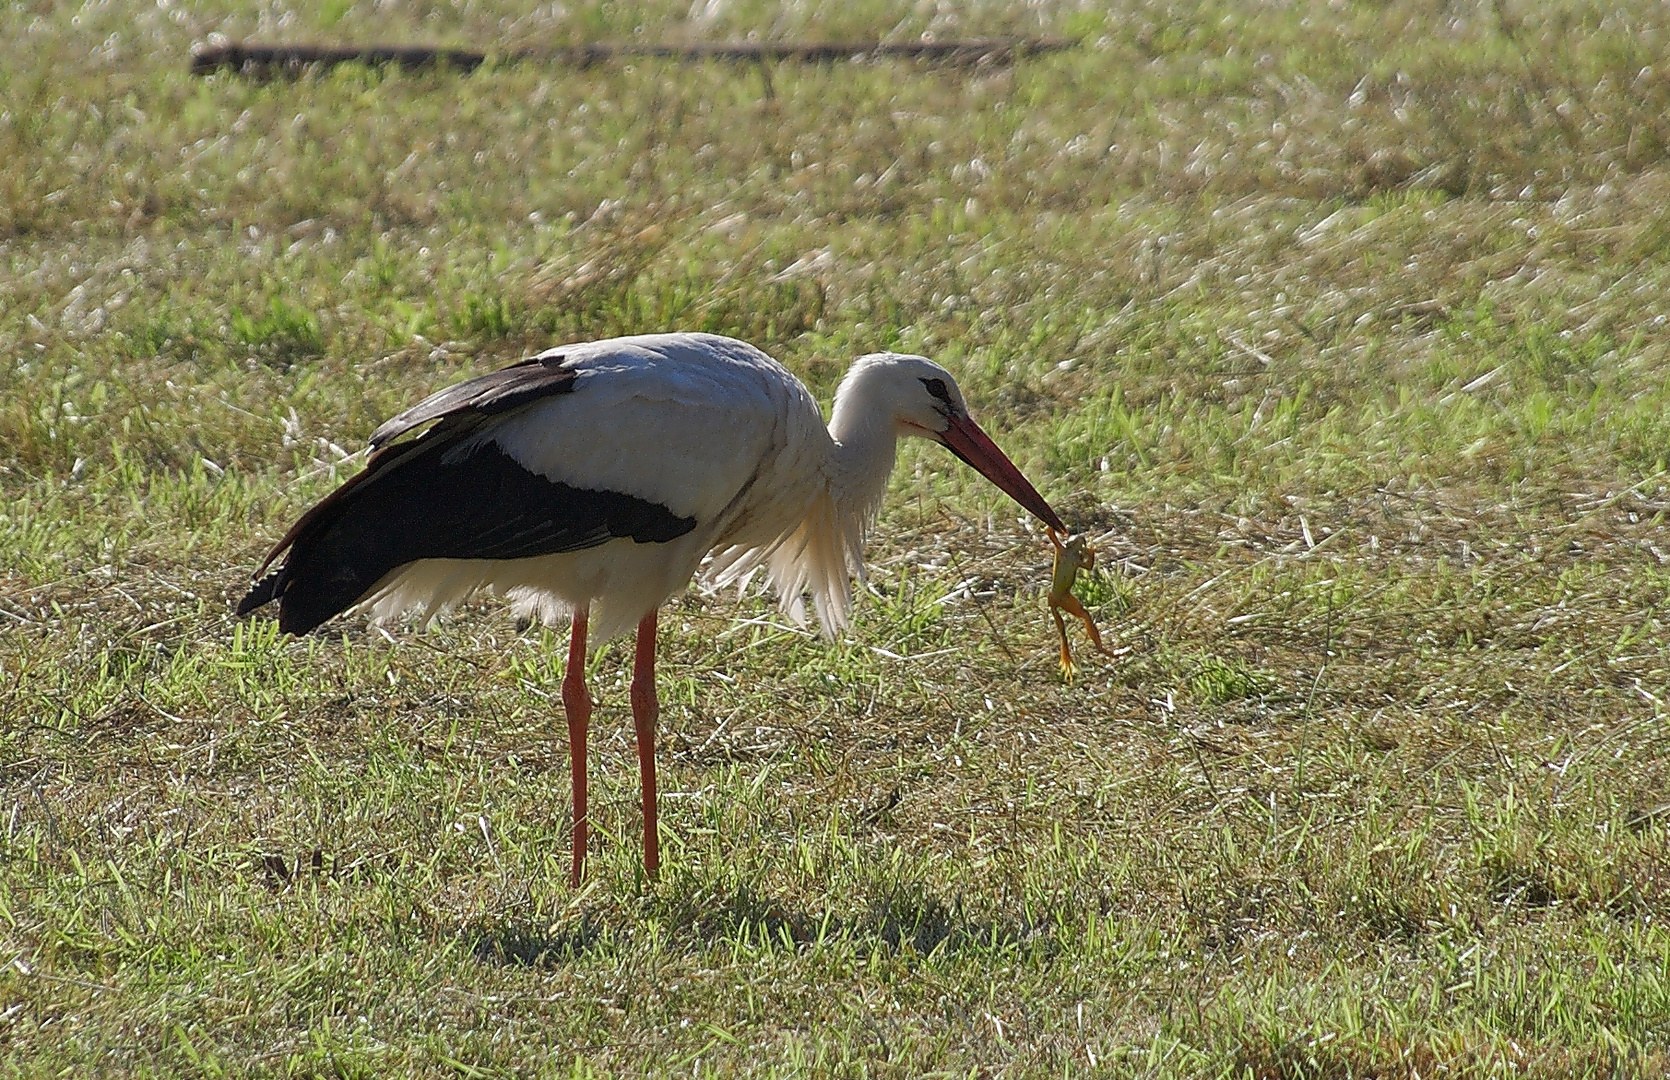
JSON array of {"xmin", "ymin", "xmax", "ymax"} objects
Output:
[
  {"xmin": 468, "ymin": 884, "xmax": 1049, "ymax": 970},
  {"xmin": 467, "ymin": 918, "xmax": 605, "ymax": 968}
]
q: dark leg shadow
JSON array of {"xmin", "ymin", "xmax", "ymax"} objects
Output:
[
  {"xmin": 654, "ymin": 882, "xmax": 1053, "ymax": 958},
  {"xmin": 466, "ymin": 917, "xmax": 604, "ymax": 968}
]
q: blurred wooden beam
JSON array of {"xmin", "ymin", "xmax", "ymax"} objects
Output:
[{"xmin": 189, "ymin": 38, "xmax": 1074, "ymax": 77}]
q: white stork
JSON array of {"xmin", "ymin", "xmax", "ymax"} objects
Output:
[{"xmin": 238, "ymin": 332, "xmax": 1064, "ymax": 884}]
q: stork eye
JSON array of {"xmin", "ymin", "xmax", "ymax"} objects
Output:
[{"xmin": 920, "ymin": 377, "xmax": 951, "ymax": 403}]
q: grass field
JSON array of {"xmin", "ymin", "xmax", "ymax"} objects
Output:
[{"xmin": 5, "ymin": 0, "xmax": 1670, "ymax": 1075}]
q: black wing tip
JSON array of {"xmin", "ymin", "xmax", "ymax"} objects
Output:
[
  {"xmin": 235, "ymin": 569, "xmax": 335, "ymax": 635},
  {"xmin": 236, "ymin": 569, "xmax": 283, "ymax": 617},
  {"xmin": 633, "ymin": 511, "xmax": 698, "ymax": 544},
  {"xmin": 276, "ymin": 607, "xmax": 331, "ymax": 637}
]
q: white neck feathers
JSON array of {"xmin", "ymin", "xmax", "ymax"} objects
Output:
[
  {"xmin": 705, "ymin": 356, "xmax": 918, "ymax": 639},
  {"xmin": 827, "ymin": 371, "xmax": 900, "ymax": 545}
]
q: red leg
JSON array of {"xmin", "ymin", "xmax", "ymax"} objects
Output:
[
  {"xmin": 562, "ymin": 605, "xmax": 591, "ymax": 887},
  {"xmin": 630, "ymin": 610, "xmax": 660, "ymax": 878}
]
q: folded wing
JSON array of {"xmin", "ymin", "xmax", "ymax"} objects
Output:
[{"xmin": 237, "ymin": 356, "xmax": 696, "ymax": 635}]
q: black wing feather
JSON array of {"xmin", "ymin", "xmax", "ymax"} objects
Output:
[
  {"xmin": 369, "ymin": 352, "xmax": 575, "ymax": 448},
  {"xmin": 238, "ymin": 356, "xmax": 696, "ymax": 635}
]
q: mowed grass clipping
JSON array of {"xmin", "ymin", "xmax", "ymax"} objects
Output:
[{"xmin": 4, "ymin": 0, "xmax": 1670, "ymax": 1075}]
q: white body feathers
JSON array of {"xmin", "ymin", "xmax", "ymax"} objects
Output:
[{"xmin": 356, "ymin": 333, "xmax": 899, "ymax": 644}]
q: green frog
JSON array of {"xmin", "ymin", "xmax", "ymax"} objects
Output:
[{"xmin": 1047, "ymin": 528, "xmax": 1113, "ymax": 679}]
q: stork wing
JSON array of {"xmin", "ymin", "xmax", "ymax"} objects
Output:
[
  {"xmin": 241, "ymin": 333, "xmax": 818, "ymax": 637},
  {"xmin": 369, "ymin": 351, "xmax": 578, "ymax": 448},
  {"xmin": 240, "ymin": 350, "xmax": 697, "ymax": 636}
]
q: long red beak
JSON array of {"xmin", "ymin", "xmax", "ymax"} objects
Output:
[{"xmin": 938, "ymin": 414, "xmax": 1066, "ymax": 533}]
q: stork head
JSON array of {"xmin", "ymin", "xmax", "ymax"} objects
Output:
[{"xmin": 832, "ymin": 353, "xmax": 1066, "ymax": 532}]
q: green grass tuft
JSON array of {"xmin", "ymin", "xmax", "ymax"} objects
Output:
[
  {"xmin": 1189, "ymin": 655, "xmax": 1276, "ymax": 706},
  {"xmin": 230, "ymin": 296, "xmax": 324, "ymax": 359}
]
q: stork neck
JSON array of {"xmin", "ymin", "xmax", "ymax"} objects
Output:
[{"xmin": 827, "ymin": 404, "xmax": 898, "ymax": 526}]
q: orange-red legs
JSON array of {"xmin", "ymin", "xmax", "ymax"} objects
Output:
[
  {"xmin": 563, "ymin": 607, "xmax": 660, "ymax": 886},
  {"xmin": 631, "ymin": 610, "xmax": 660, "ymax": 878},
  {"xmin": 562, "ymin": 605, "xmax": 591, "ymax": 887}
]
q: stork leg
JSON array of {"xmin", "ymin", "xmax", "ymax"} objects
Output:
[
  {"xmin": 630, "ymin": 610, "xmax": 660, "ymax": 878},
  {"xmin": 562, "ymin": 605, "xmax": 591, "ymax": 887}
]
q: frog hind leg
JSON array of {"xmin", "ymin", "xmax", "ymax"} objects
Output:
[
  {"xmin": 1055, "ymin": 592, "xmax": 1114, "ymax": 657},
  {"xmin": 1050, "ymin": 602, "xmax": 1077, "ymax": 679}
]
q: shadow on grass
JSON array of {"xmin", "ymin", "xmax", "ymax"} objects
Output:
[
  {"xmin": 465, "ymin": 918, "xmax": 606, "ymax": 969},
  {"xmin": 466, "ymin": 884, "xmax": 1054, "ymax": 970},
  {"xmin": 658, "ymin": 882, "xmax": 1054, "ymax": 959}
]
